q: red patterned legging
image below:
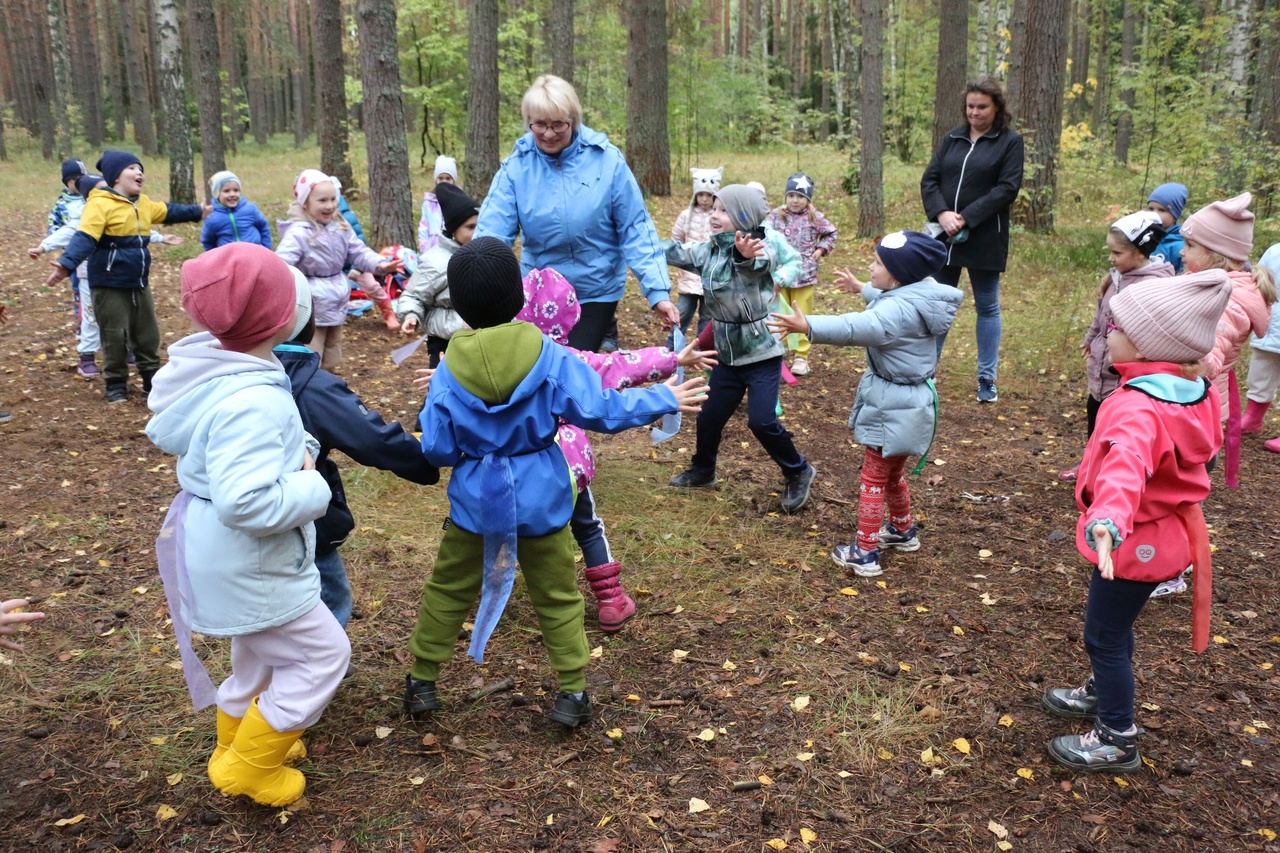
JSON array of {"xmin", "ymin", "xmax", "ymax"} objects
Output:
[{"xmin": 857, "ymin": 447, "xmax": 914, "ymax": 551}]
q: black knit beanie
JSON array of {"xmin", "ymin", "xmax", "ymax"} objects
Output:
[
  {"xmin": 448, "ymin": 237, "xmax": 526, "ymax": 329},
  {"xmin": 436, "ymin": 181, "xmax": 480, "ymax": 238},
  {"xmin": 96, "ymin": 149, "xmax": 143, "ymax": 189},
  {"xmin": 61, "ymin": 158, "xmax": 87, "ymax": 185}
]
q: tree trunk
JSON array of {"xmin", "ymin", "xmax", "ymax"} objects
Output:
[
  {"xmin": 45, "ymin": 0, "xmax": 74, "ymax": 158},
  {"xmin": 245, "ymin": 3, "xmax": 268, "ymax": 144},
  {"xmin": 857, "ymin": 0, "xmax": 884, "ymax": 237},
  {"xmin": 1091, "ymin": 0, "xmax": 1109, "ymax": 137},
  {"xmin": 69, "ymin": 0, "xmax": 106, "ymax": 146},
  {"xmin": 1008, "ymin": 0, "xmax": 1069, "ymax": 232},
  {"xmin": 465, "ymin": 0, "xmax": 499, "ymax": 195},
  {"xmin": 218, "ymin": 2, "xmax": 244, "ymax": 147},
  {"xmin": 154, "ymin": 0, "xmax": 195, "ymax": 202},
  {"xmin": 356, "ymin": 0, "xmax": 414, "ymax": 248},
  {"xmin": 1217, "ymin": 0, "xmax": 1250, "ymax": 190},
  {"xmin": 26, "ymin": 0, "xmax": 56, "ymax": 157},
  {"xmin": 312, "ymin": 0, "xmax": 353, "ymax": 188},
  {"xmin": 101, "ymin": 0, "xmax": 126, "ymax": 141},
  {"xmin": 118, "ymin": 0, "xmax": 158, "ymax": 153},
  {"xmin": 996, "ymin": 0, "xmax": 1011, "ymax": 74},
  {"xmin": 932, "ymin": 0, "xmax": 969, "ymax": 151},
  {"xmin": 1067, "ymin": 0, "xmax": 1091, "ymax": 124},
  {"xmin": 188, "ymin": 0, "xmax": 225, "ymax": 196},
  {"xmin": 547, "ymin": 0, "xmax": 574, "ymax": 83},
  {"xmin": 976, "ymin": 0, "xmax": 991, "ymax": 76},
  {"xmin": 819, "ymin": 0, "xmax": 833, "ymax": 139},
  {"xmin": 1251, "ymin": 0, "xmax": 1280, "ymax": 209},
  {"xmin": 625, "ymin": 0, "xmax": 671, "ymax": 195},
  {"xmin": 1112, "ymin": 0, "xmax": 1135, "ymax": 164},
  {"xmin": 291, "ymin": 0, "xmax": 313, "ymax": 147}
]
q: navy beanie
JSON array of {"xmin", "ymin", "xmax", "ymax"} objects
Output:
[
  {"xmin": 448, "ymin": 237, "xmax": 526, "ymax": 329},
  {"xmin": 61, "ymin": 159, "xmax": 86, "ymax": 186},
  {"xmin": 76, "ymin": 174, "xmax": 104, "ymax": 199},
  {"xmin": 876, "ymin": 230, "xmax": 948, "ymax": 284},
  {"xmin": 785, "ymin": 172, "xmax": 814, "ymax": 201},
  {"xmin": 96, "ymin": 150, "xmax": 143, "ymax": 189}
]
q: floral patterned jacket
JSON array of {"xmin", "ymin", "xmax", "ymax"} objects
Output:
[{"xmin": 765, "ymin": 205, "xmax": 838, "ymax": 289}]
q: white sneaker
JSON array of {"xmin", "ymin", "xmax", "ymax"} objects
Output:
[{"xmin": 791, "ymin": 358, "xmax": 810, "ymax": 376}]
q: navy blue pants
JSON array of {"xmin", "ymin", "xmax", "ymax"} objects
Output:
[
  {"xmin": 569, "ymin": 486, "xmax": 612, "ymax": 568},
  {"xmin": 691, "ymin": 356, "xmax": 806, "ymax": 477},
  {"xmin": 1083, "ymin": 568, "xmax": 1158, "ymax": 730}
]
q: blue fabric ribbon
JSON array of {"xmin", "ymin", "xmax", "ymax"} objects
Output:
[
  {"xmin": 155, "ymin": 490, "xmax": 218, "ymax": 712},
  {"xmin": 467, "ymin": 452, "xmax": 519, "ymax": 663},
  {"xmin": 651, "ymin": 328, "xmax": 685, "ymax": 444}
]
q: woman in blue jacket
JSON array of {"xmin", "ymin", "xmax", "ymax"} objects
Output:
[
  {"xmin": 475, "ymin": 75, "xmax": 680, "ymax": 351},
  {"xmin": 201, "ymin": 171, "xmax": 272, "ymax": 250}
]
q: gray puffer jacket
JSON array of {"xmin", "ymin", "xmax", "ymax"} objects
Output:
[{"xmin": 808, "ymin": 279, "xmax": 962, "ymax": 457}]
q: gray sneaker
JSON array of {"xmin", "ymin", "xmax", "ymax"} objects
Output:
[
  {"xmin": 1041, "ymin": 678, "xmax": 1097, "ymax": 720},
  {"xmin": 780, "ymin": 463, "xmax": 816, "ymax": 514},
  {"xmin": 878, "ymin": 524, "xmax": 921, "ymax": 552},
  {"xmin": 977, "ymin": 378, "xmax": 999, "ymax": 403},
  {"xmin": 1047, "ymin": 723, "xmax": 1142, "ymax": 773}
]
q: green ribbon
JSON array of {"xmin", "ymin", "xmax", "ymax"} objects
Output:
[{"xmin": 910, "ymin": 377, "xmax": 940, "ymax": 476}]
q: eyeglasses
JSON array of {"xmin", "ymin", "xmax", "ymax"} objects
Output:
[
  {"xmin": 1106, "ymin": 320, "xmax": 1123, "ymax": 335},
  {"xmin": 529, "ymin": 120, "xmax": 571, "ymax": 135}
]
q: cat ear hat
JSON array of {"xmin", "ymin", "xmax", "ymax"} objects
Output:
[{"xmin": 689, "ymin": 166, "xmax": 724, "ymax": 205}]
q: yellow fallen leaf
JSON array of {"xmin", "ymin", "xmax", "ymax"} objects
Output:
[
  {"xmin": 546, "ymin": 814, "xmax": 555, "ymax": 825},
  {"xmin": 877, "ymin": 747, "xmax": 894, "ymax": 760},
  {"xmin": 598, "ymin": 816, "xmax": 612, "ymax": 828},
  {"xmin": 758, "ymin": 774, "xmax": 773, "ymax": 785},
  {"xmin": 1242, "ymin": 759, "xmax": 1254, "ymax": 767},
  {"xmin": 1253, "ymin": 720, "xmax": 1271, "ymax": 730},
  {"xmin": 149, "ymin": 736, "xmax": 169, "ymax": 745},
  {"xmin": 1258, "ymin": 829, "xmax": 1277, "ymax": 842},
  {"xmin": 672, "ymin": 649, "xmax": 689, "ymax": 662},
  {"xmin": 837, "ymin": 770, "xmax": 852, "ymax": 778},
  {"xmin": 673, "ymin": 605, "xmax": 684, "ymax": 614},
  {"xmin": 766, "ymin": 840, "xmax": 788, "ymax": 850},
  {"xmin": 988, "ymin": 819, "xmax": 1008, "ymax": 839},
  {"xmin": 899, "ymin": 662, "xmax": 911, "ymax": 672},
  {"xmin": 374, "ymin": 726, "xmax": 393, "ymax": 739},
  {"xmin": 915, "ymin": 605, "xmax": 929, "ymax": 613},
  {"xmin": 409, "ymin": 776, "xmax": 425, "ymax": 785},
  {"xmin": 978, "ymin": 549, "xmax": 993, "ymax": 559},
  {"xmin": 696, "ymin": 728, "xmax": 716, "ymax": 742},
  {"xmin": 1260, "ymin": 662, "xmax": 1274, "ymax": 670},
  {"xmin": 953, "ymin": 625, "xmax": 965, "ymax": 635},
  {"xmin": 688, "ymin": 797, "xmax": 710, "ymax": 814},
  {"xmin": 997, "ymin": 843, "xmax": 1013, "ymax": 852},
  {"xmin": 839, "ymin": 587, "xmax": 859, "ymax": 596},
  {"xmin": 1214, "ymin": 635, "xmax": 1229, "ymax": 645},
  {"xmin": 998, "ymin": 714, "xmax": 1014, "ymax": 728},
  {"xmin": 721, "ymin": 660, "xmax": 737, "ymax": 671},
  {"xmin": 800, "ymin": 827, "xmax": 818, "ymax": 843},
  {"xmin": 1017, "ymin": 767, "xmax": 1034, "ymax": 780},
  {"xmin": 590, "ymin": 645, "xmax": 604, "ymax": 659},
  {"xmin": 1244, "ymin": 725, "xmax": 1258, "ymax": 734},
  {"xmin": 53, "ymin": 814, "xmax": 87, "ymax": 827},
  {"xmin": 953, "ymin": 737, "xmax": 971, "ymax": 755},
  {"xmin": 796, "ymin": 752, "xmax": 815, "ymax": 761},
  {"xmin": 1140, "ymin": 702, "xmax": 1161, "ymax": 711},
  {"xmin": 876, "ymin": 581, "xmax": 888, "ymax": 589},
  {"xmin": 166, "ymin": 773, "xmax": 183, "ymax": 786},
  {"xmin": 606, "ymin": 728, "xmax": 623, "ymax": 740},
  {"xmin": 1113, "ymin": 776, "xmax": 1130, "ymax": 787},
  {"xmin": 156, "ymin": 805, "xmax": 178, "ymax": 821},
  {"xmin": 981, "ymin": 593, "xmax": 998, "ymax": 606},
  {"xmin": 920, "ymin": 746, "xmax": 936, "ymax": 765},
  {"xmin": 791, "ymin": 695, "xmax": 811, "ymax": 712},
  {"xmin": 626, "ymin": 694, "xmax": 642, "ymax": 702}
]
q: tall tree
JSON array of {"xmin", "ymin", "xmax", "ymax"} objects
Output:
[
  {"xmin": 1252, "ymin": 0, "xmax": 1280, "ymax": 207},
  {"xmin": 1007, "ymin": 0, "xmax": 1070, "ymax": 231},
  {"xmin": 857, "ymin": 0, "xmax": 884, "ymax": 237},
  {"xmin": 625, "ymin": 0, "xmax": 671, "ymax": 195},
  {"xmin": 931, "ymin": 0, "xmax": 969, "ymax": 151},
  {"xmin": 154, "ymin": 0, "xmax": 195, "ymax": 202},
  {"xmin": 102, "ymin": 0, "xmax": 127, "ymax": 141},
  {"xmin": 188, "ymin": 0, "xmax": 225, "ymax": 196},
  {"xmin": 245, "ymin": 3, "xmax": 269, "ymax": 144},
  {"xmin": 312, "ymin": 0, "xmax": 353, "ymax": 188},
  {"xmin": 464, "ymin": 0, "xmax": 499, "ymax": 195},
  {"xmin": 27, "ymin": 0, "xmax": 56, "ymax": 157},
  {"xmin": 290, "ymin": 0, "xmax": 312, "ymax": 147},
  {"xmin": 46, "ymin": 0, "xmax": 74, "ymax": 157},
  {"xmin": 356, "ymin": 0, "xmax": 415, "ymax": 247},
  {"xmin": 118, "ymin": 0, "xmax": 158, "ymax": 154},
  {"xmin": 547, "ymin": 0, "xmax": 574, "ymax": 83},
  {"xmin": 1112, "ymin": 0, "xmax": 1136, "ymax": 164},
  {"xmin": 69, "ymin": 0, "xmax": 106, "ymax": 146}
]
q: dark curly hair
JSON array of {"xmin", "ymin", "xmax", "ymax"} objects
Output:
[{"xmin": 963, "ymin": 77, "xmax": 1012, "ymax": 132}]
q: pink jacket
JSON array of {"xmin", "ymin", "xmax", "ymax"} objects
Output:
[
  {"xmin": 1204, "ymin": 269, "xmax": 1270, "ymax": 420},
  {"xmin": 670, "ymin": 205, "xmax": 713, "ymax": 296},
  {"xmin": 517, "ymin": 268, "xmax": 678, "ymax": 491},
  {"xmin": 1082, "ymin": 259, "xmax": 1174, "ymax": 400}
]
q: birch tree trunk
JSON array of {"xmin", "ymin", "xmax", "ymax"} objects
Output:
[
  {"xmin": 858, "ymin": 0, "xmax": 884, "ymax": 237},
  {"xmin": 976, "ymin": 0, "xmax": 991, "ymax": 77},
  {"xmin": 153, "ymin": 0, "xmax": 195, "ymax": 203},
  {"xmin": 464, "ymin": 0, "xmax": 500, "ymax": 195}
]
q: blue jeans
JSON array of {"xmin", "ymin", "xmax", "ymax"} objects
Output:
[
  {"xmin": 692, "ymin": 356, "xmax": 807, "ymax": 477},
  {"xmin": 315, "ymin": 544, "xmax": 352, "ymax": 628},
  {"xmin": 1083, "ymin": 569, "xmax": 1157, "ymax": 731},
  {"xmin": 934, "ymin": 265, "xmax": 1002, "ymax": 382},
  {"xmin": 569, "ymin": 486, "xmax": 613, "ymax": 568}
]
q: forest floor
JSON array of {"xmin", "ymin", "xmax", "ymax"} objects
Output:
[{"xmin": 2, "ymin": 163, "xmax": 1280, "ymax": 853}]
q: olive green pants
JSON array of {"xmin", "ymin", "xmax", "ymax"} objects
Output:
[
  {"xmin": 91, "ymin": 286, "xmax": 160, "ymax": 383},
  {"xmin": 407, "ymin": 523, "xmax": 588, "ymax": 693}
]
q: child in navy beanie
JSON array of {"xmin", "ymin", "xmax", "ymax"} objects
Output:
[{"xmin": 1146, "ymin": 182, "xmax": 1189, "ymax": 272}]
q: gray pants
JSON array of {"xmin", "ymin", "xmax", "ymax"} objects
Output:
[{"xmin": 90, "ymin": 286, "xmax": 160, "ymax": 384}]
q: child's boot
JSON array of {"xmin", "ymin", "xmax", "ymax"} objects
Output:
[
  {"xmin": 105, "ymin": 380, "xmax": 128, "ymax": 404},
  {"xmin": 1242, "ymin": 399, "xmax": 1270, "ymax": 434},
  {"xmin": 141, "ymin": 370, "xmax": 157, "ymax": 396},
  {"xmin": 584, "ymin": 562, "xmax": 636, "ymax": 632},
  {"xmin": 376, "ymin": 298, "xmax": 401, "ymax": 332},
  {"xmin": 1266, "ymin": 435, "xmax": 1280, "ymax": 453},
  {"xmin": 76, "ymin": 352, "xmax": 100, "ymax": 379},
  {"xmin": 208, "ymin": 699, "xmax": 307, "ymax": 807},
  {"xmin": 209, "ymin": 707, "xmax": 305, "ymax": 774},
  {"xmin": 1047, "ymin": 722, "xmax": 1142, "ymax": 773}
]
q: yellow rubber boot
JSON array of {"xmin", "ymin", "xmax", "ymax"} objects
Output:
[
  {"xmin": 208, "ymin": 701, "xmax": 307, "ymax": 807},
  {"xmin": 209, "ymin": 708, "xmax": 305, "ymax": 774}
]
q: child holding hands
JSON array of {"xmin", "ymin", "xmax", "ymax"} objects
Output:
[
  {"xmin": 1, "ymin": 598, "xmax": 46, "ymax": 652},
  {"xmin": 770, "ymin": 231, "xmax": 959, "ymax": 576},
  {"xmin": 765, "ymin": 172, "xmax": 838, "ymax": 376}
]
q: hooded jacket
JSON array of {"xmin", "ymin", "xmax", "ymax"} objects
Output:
[
  {"xmin": 1075, "ymin": 362, "xmax": 1222, "ymax": 583},
  {"xmin": 807, "ymin": 279, "xmax": 963, "ymax": 457},
  {"xmin": 1082, "ymin": 259, "xmax": 1176, "ymax": 400},
  {"xmin": 201, "ymin": 199, "xmax": 272, "ymax": 250},
  {"xmin": 1204, "ymin": 269, "xmax": 1270, "ymax": 420},
  {"xmin": 275, "ymin": 344, "xmax": 439, "ymax": 550},
  {"xmin": 398, "ymin": 234, "xmax": 465, "ymax": 340},
  {"xmin": 145, "ymin": 332, "xmax": 332, "ymax": 636},
  {"xmin": 276, "ymin": 215, "xmax": 384, "ymax": 327},
  {"xmin": 1151, "ymin": 223, "xmax": 1184, "ymax": 273},
  {"xmin": 765, "ymin": 204, "xmax": 839, "ymax": 289},
  {"xmin": 46, "ymin": 190, "xmax": 84, "ymax": 237},
  {"xmin": 474, "ymin": 125, "xmax": 671, "ymax": 308},
  {"xmin": 670, "ymin": 203, "xmax": 714, "ymax": 296},
  {"xmin": 57, "ymin": 188, "xmax": 203, "ymax": 289},
  {"xmin": 419, "ymin": 321, "xmax": 678, "ymax": 538}
]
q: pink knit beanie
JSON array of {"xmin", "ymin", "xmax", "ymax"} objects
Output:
[
  {"xmin": 1181, "ymin": 192, "xmax": 1254, "ymax": 263},
  {"xmin": 1109, "ymin": 269, "xmax": 1233, "ymax": 363},
  {"xmin": 181, "ymin": 243, "xmax": 301, "ymax": 352}
]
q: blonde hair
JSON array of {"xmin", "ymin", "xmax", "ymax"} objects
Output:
[
  {"xmin": 522, "ymin": 75, "xmax": 582, "ymax": 129},
  {"xmin": 1188, "ymin": 239, "xmax": 1243, "ymax": 273},
  {"xmin": 1254, "ymin": 263, "xmax": 1278, "ymax": 306}
]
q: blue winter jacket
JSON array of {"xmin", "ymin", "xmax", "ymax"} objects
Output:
[
  {"xmin": 201, "ymin": 199, "xmax": 272, "ymax": 250},
  {"xmin": 420, "ymin": 321, "xmax": 677, "ymax": 538},
  {"xmin": 275, "ymin": 344, "xmax": 438, "ymax": 549},
  {"xmin": 807, "ymin": 279, "xmax": 963, "ymax": 457},
  {"xmin": 1151, "ymin": 223, "xmax": 1184, "ymax": 274},
  {"xmin": 474, "ymin": 125, "xmax": 671, "ymax": 307}
]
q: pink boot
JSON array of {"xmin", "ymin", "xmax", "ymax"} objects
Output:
[
  {"xmin": 1243, "ymin": 399, "xmax": 1271, "ymax": 434},
  {"xmin": 1265, "ymin": 435, "xmax": 1280, "ymax": 453},
  {"xmin": 584, "ymin": 562, "xmax": 636, "ymax": 632}
]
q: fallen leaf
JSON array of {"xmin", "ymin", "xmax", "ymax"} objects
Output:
[
  {"xmin": 988, "ymin": 819, "xmax": 1008, "ymax": 839},
  {"xmin": 606, "ymin": 728, "xmax": 623, "ymax": 740},
  {"xmin": 877, "ymin": 747, "xmax": 894, "ymax": 760},
  {"xmin": 1241, "ymin": 759, "xmax": 1253, "ymax": 767},
  {"xmin": 672, "ymin": 649, "xmax": 689, "ymax": 662},
  {"xmin": 953, "ymin": 737, "xmax": 971, "ymax": 755},
  {"xmin": 149, "ymin": 736, "xmax": 169, "ymax": 745},
  {"xmin": 156, "ymin": 805, "xmax": 178, "ymax": 821},
  {"xmin": 758, "ymin": 774, "xmax": 774, "ymax": 785},
  {"xmin": 766, "ymin": 840, "xmax": 788, "ymax": 850},
  {"xmin": 687, "ymin": 797, "xmax": 710, "ymax": 814},
  {"xmin": 839, "ymin": 587, "xmax": 859, "ymax": 596},
  {"xmin": 796, "ymin": 752, "xmax": 815, "ymax": 761},
  {"xmin": 978, "ymin": 549, "xmax": 993, "ymax": 558},
  {"xmin": 374, "ymin": 726, "xmax": 393, "ymax": 739},
  {"xmin": 625, "ymin": 694, "xmax": 642, "ymax": 702},
  {"xmin": 721, "ymin": 660, "xmax": 737, "ymax": 671},
  {"xmin": 998, "ymin": 715, "xmax": 1014, "ymax": 728},
  {"xmin": 590, "ymin": 646, "xmax": 604, "ymax": 659},
  {"xmin": 53, "ymin": 814, "xmax": 86, "ymax": 827},
  {"xmin": 1214, "ymin": 635, "xmax": 1228, "ymax": 645},
  {"xmin": 800, "ymin": 827, "xmax": 818, "ymax": 843},
  {"xmin": 996, "ymin": 843, "xmax": 1013, "ymax": 852},
  {"xmin": 953, "ymin": 625, "xmax": 965, "ymax": 635},
  {"xmin": 1258, "ymin": 829, "xmax": 1277, "ymax": 842},
  {"xmin": 409, "ymin": 776, "xmax": 425, "ymax": 785},
  {"xmin": 791, "ymin": 695, "xmax": 811, "ymax": 712},
  {"xmin": 898, "ymin": 662, "xmax": 911, "ymax": 672},
  {"xmin": 1113, "ymin": 776, "xmax": 1130, "ymax": 787},
  {"xmin": 1017, "ymin": 767, "xmax": 1034, "ymax": 780},
  {"xmin": 598, "ymin": 816, "xmax": 612, "ymax": 827},
  {"xmin": 837, "ymin": 770, "xmax": 852, "ymax": 778},
  {"xmin": 695, "ymin": 729, "xmax": 715, "ymax": 742},
  {"xmin": 981, "ymin": 593, "xmax": 998, "ymax": 606},
  {"xmin": 166, "ymin": 773, "xmax": 183, "ymax": 786}
]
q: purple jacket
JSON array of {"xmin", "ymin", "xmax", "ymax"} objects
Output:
[
  {"xmin": 1083, "ymin": 259, "xmax": 1174, "ymax": 400},
  {"xmin": 276, "ymin": 211, "xmax": 384, "ymax": 327},
  {"xmin": 765, "ymin": 205, "xmax": 838, "ymax": 289}
]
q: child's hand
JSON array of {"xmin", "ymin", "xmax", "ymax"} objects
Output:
[
  {"xmin": 161, "ymin": 234, "xmax": 184, "ymax": 246},
  {"xmin": 767, "ymin": 304, "xmax": 809, "ymax": 338},
  {"xmin": 27, "ymin": 247, "xmax": 42, "ymax": 260},
  {"xmin": 834, "ymin": 268, "xmax": 864, "ymax": 295},
  {"xmin": 1080, "ymin": 343, "xmax": 1089, "ymax": 360},
  {"xmin": 401, "ymin": 315, "xmax": 420, "ymax": 334},
  {"xmin": 811, "ymin": 248, "xmax": 825, "ymax": 260},
  {"xmin": 302, "ymin": 450, "xmax": 316, "ymax": 471},
  {"xmin": 44, "ymin": 263, "xmax": 71, "ymax": 287},
  {"xmin": 676, "ymin": 339, "xmax": 717, "ymax": 371},
  {"xmin": 1092, "ymin": 525, "xmax": 1115, "ymax": 580},
  {"xmin": 201, "ymin": 201, "xmax": 214, "ymax": 219},
  {"xmin": 0, "ymin": 599, "xmax": 46, "ymax": 651},
  {"xmin": 665, "ymin": 373, "xmax": 709, "ymax": 413},
  {"xmin": 374, "ymin": 261, "xmax": 396, "ymax": 276},
  {"xmin": 734, "ymin": 231, "xmax": 765, "ymax": 259},
  {"xmin": 413, "ymin": 367, "xmax": 436, "ymax": 392}
]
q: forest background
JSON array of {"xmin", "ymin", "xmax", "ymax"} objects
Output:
[{"xmin": 1, "ymin": 0, "xmax": 1278, "ymax": 250}]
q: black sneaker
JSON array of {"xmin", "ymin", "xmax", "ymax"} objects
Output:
[
  {"xmin": 141, "ymin": 370, "xmax": 156, "ymax": 396},
  {"xmin": 977, "ymin": 378, "xmax": 998, "ymax": 403},
  {"xmin": 669, "ymin": 466, "xmax": 717, "ymax": 488},
  {"xmin": 780, "ymin": 463, "xmax": 816, "ymax": 513},
  {"xmin": 1041, "ymin": 677, "xmax": 1097, "ymax": 720},
  {"xmin": 106, "ymin": 382, "xmax": 128, "ymax": 404},
  {"xmin": 0, "ymin": 411, "xmax": 10, "ymax": 425},
  {"xmin": 547, "ymin": 691, "xmax": 592, "ymax": 727},
  {"xmin": 404, "ymin": 675, "xmax": 442, "ymax": 716},
  {"xmin": 1047, "ymin": 723, "xmax": 1142, "ymax": 773}
]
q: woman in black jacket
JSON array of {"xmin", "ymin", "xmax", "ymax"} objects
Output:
[{"xmin": 921, "ymin": 77, "xmax": 1024, "ymax": 403}]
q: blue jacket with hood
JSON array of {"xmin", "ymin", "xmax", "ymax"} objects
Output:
[{"xmin": 201, "ymin": 199, "xmax": 273, "ymax": 250}]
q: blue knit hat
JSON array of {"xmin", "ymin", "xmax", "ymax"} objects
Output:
[
  {"xmin": 61, "ymin": 158, "xmax": 86, "ymax": 185},
  {"xmin": 76, "ymin": 174, "xmax": 105, "ymax": 199},
  {"xmin": 96, "ymin": 150, "xmax": 143, "ymax": 190},
  {"xmin": 875, "ymin": 230, "xmax": 948, "ymax": 284},
  {"xmin": 1147, "ymin": 183, "xmax": 1188, "ymax": 221}
]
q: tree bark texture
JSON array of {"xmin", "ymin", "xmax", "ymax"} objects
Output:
[
  {"xmin": 312, "ymin": 0, "xmax": 354, "ymax": 188},
  {"xmin": 153, "ymin": 0, "xmax": 195, "ymax": 203},
  {"xmin": 1008, "ymin": 0, "xmax": 1070, "ymax": 231},
  {"xmin": 932, "ymin": 0, "xmax": 969, "ymax": 152},
  {"xmin": 1113, "ymin": 0, "xmax": 1136, "ymax": 164},
  {"xmin": 291, "ymin": 0, "xmax": 313, "ymax": 147},
  {"xmin": 118, "ymin": 0, "xmax": 158, "ymax": 154},
  {"xmin": 188, "ymin": 0, "xmax": 225, "ymax": 195},
  {"xmin": 26, "ymin": 0, "xmax": 56, "ymax": 157},
  {"xmin": 45, "ymin": 0, "xmax": 74, "ymax": 158},
  {"xmin": 69, "ymin": 0, "xmax": 106, "ymax": 145},
  {"xmin": 625, "ymin": 0, "xmax": 672, "ymax": 195},
  {"xmin": 1091, "ymin": 0, "xmax": 1109, "ymax": 136},
  {"xmin": 547, "ymin": 0, "xmax": 574, "ymax": 83},
  {"xmin": 356, "ymin": 0, "xmax": 415, "ymax": 248},
  {"xmin": 101, "ymin": 0, "xmax": 127, "ymax": 141},
  {"xmin": 857, "ymin": 0, "xmax": 884, "ymax": 237},
  {"xmin": 465, "ymin": 0, "xmax": 500, "ymax": 196}
]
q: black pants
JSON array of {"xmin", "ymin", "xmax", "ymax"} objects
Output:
[
  {"xmin": 1086, "ymin": 394, "xmax": 1103, "ymax": 438},
  {"xmin": 427, "ymin": 336, "xmax": 449, "ymax": 368},
  {"xmin": 1083, "ymin": 569, "xmax": 1157, "ymax": 731},
  {"xmin": 691, "ymin": 356, "xmax": 807, "ymax": 477},
  {"xmin": 566, "ymin": 301, "xmax": 619, "ymax": 352}
]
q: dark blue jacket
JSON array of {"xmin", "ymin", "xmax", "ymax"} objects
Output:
[
  {"xmin": 59, "ymin": 188, "xmax": 203, "ymax": 289},
  {"xmin": 201, "ymin": 199, "xmax": 272, "ymax": 250},
  {"xmin": 275, "ymin": 344, "xmax": 438, "ymax": 548}
]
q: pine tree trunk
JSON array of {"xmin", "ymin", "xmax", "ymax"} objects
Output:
[
  {"xmin": 932, "ymin": 0, "xmax": 969, "ymax": 152},
  {"xmin": 188, "ymin": 0, "xmax": 225, "ymax": 195},
  {"xmin": 312, "ymin": 0, "xmax": 354, "ymax": 188},
  {"xmin": 547, "ymin": 0, "xmax": 574, "ymax": 83},
  {"xmin": 625, "ymin": 0, "xmax": 671, "ymax": 195},
  {"xmin": 27, "ymin": 0, "xmax": 56, "ymax": 157},
  {"xmin": 153, "ymin": 0, "xmax": 195, "ymax": 202},
  {"xmin": 857, "ymin": 0, "xmax": 884, "ymax": 237},
  {"xmin": 118, "ymin": 0, "xmax": 158, "ymax": 153},
  {"xmin": 291, "ymin": 0, "xmax": 312, "ymax": 147},
  {"xmin": 101, "ymin": 0, "xmax": 126, "ymax": 141},
  {"xmin": 465, "ymin": 0, "xmax": 499, "ymax": 195},
  {"xmin": 1112, "ymin": 0, "xmax": 1135, "ymax": 164},
  {"xmin": 73, "ymin": 0, "xmax": 106, "ymax": 145},
  {"xmin": 1008, "ymin": 0, "xmax": 1070, "ymax": 232},
  {"xmin": 141, "ymin": 0, "xmax": 164, "ymax": 151},
  {"xmin": 219, "ymin": 3, "xmax": 244, "ymax": 147},
  {"xmin": 819, "ymin": 0, "xmax": 832, "ymax": 139},
  {"xmin": 1091, "ymin": 0, "xmax": 1109, "ymax": 137},
  {"xmin": 356, "ymin": 0, "xmax": 414, "ymax": 248},
  {"xmin": 246, "ymin": 3, "xmax": 268, "ymax": 145},
  {"xmin": 45, "ymin": 0, "xmax": 74, "ymax": 157}
]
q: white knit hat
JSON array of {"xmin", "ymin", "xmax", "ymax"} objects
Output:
[
  {"xmin": 1110, "ymin": 269, "xmax": 1233, "ymax": 363},
  {"xmin": 433, "ymin": 155, "xmax": 459, "ymax": 183}
]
